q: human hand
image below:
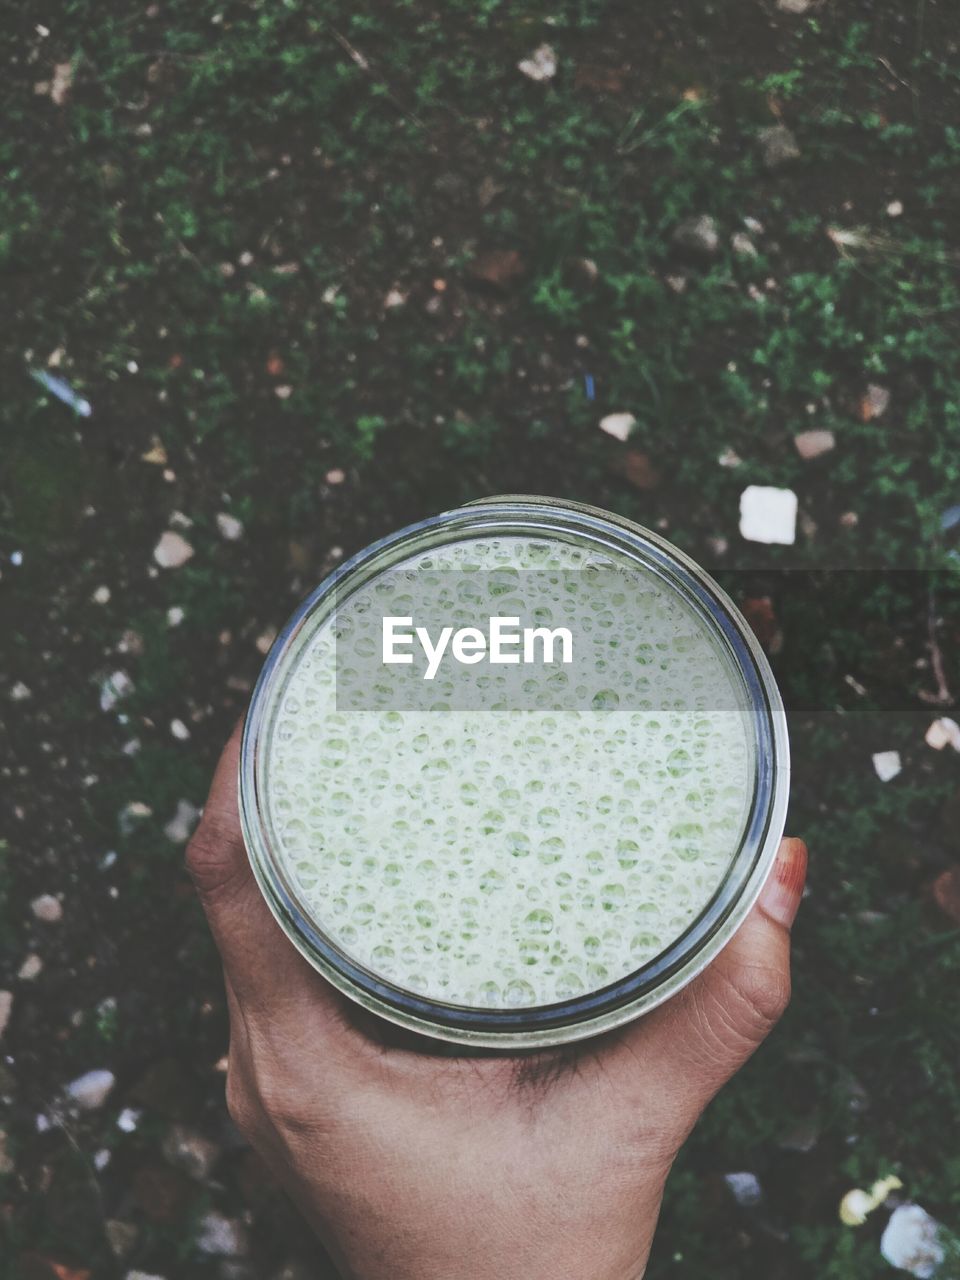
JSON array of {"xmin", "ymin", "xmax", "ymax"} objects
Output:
[{"xmin": 188, "ymin": 723, "xmax": 807, "ymax": 1280}]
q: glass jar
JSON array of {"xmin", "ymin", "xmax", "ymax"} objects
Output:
[{"xmin": 239, "ymin": 496, "xmax": 789, "ymax": 1049}]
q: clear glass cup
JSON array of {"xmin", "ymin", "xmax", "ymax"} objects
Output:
[{"xmin": 239, "ymin": 496, "xmax": 789, "ymax": 1049}]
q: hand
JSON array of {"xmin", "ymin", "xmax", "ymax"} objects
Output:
[{"xmin": 188, "ymin": 723, "xmax": 807, "ymax": 1280}]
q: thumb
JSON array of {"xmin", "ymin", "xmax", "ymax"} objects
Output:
[
  {"xmin": 186, "ymin": 721, "xmax": 343, "ymax": 1028},
  {"xmin": 620, "ymin": 838, "xmax": 807, "ymax": 1123}
]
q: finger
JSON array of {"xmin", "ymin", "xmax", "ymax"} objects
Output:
[
  {"xmin": 186, "ymin": 721, "xmax": 345, "ymax": 1029},
  {"xmin": 613, "ymin": 838, "xmax": 807, "ymax": 1124}
]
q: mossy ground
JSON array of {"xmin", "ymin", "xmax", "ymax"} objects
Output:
[{"xmin": 2, "ymin": 1, "xmax": 960, "ymax": 1276}]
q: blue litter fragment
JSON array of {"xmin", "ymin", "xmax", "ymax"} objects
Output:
[
  {"xmin": 584, "ymin": 373, "xmax": 595, "ymax": 401},
  {"xmin": 941, "ymin": 505, "xmax": 960, "ymax": 532},
  {"xmin": 30, "ymin": 368, "xmax": 93, "ymax": 418}
]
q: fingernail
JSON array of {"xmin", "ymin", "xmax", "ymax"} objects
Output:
[{"xmin": 757, "ymin": 838, "xmax": 808, "ymax": 929}]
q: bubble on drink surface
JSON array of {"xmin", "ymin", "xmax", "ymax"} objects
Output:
[{"xmin": 263, "ymin": 535, "xmax": 753, "ymax": 1009}]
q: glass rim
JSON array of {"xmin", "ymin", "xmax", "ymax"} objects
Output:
[{"xmin": 239, "ymin": 496, "xmax": 790, "ymax": 1049}]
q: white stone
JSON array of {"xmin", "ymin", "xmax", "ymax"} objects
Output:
[
  {"xmin": 880, "ymin": 1204, "xmax": 945, "ymax": 1279},
  {"xmin": 31, "ymin": 894, "xmax": 63, "ymax": 923},
  {"xmin": 196, "ymin": 1211, "xmax": 250, "ymax": 1257},
  {"xmin": 164, "ymin": 799, "xmax": 200, "ymax": 844},
  {"xmin": 216, "ymin": 512, "xmax": 244, "ymax": 542},
  {"xmin": 384, "ymin": 288, "xmax": 407, "ymax": 308},
  {"xmin": 66, "ymin": 1068, "xmax": 116, "ymax": 1111},
  {"xmin": 117, "ymin": 1107, "xmax": 141, "ymax": 1133},
  {"xmin": 886, "ymin": 200, "xmax": 904, "ymax": 217},
  {"xmin": 739, "ymin": 486, "xmax": 798, "ymax": 545},
  {"xmin": 0, "ymin": 990, "xmax": 12, "ymax": 1039},
  {"xmin": 170, "ymin": 718, "xmax": 191, "ymax": 741},
  {"xmin": 724, "ymin": 1171, "xmax": 762, "ymax": 1206},
  {"xmin": 598, "ymin": 412, "xmax": 637, "ymax": 442},
  {"xmin": 274, "ymin": 384, "xmax": 293, "ymax": 400},
  {"xmin": 100, "ymin": 670, "xmax": 134, "ymax": 712},
  {"xmin": 10, "ymin": 681, "xmax": 31, "ymax": 701},
  {"xmin": 777, "ymin": 0, "xmax": 811, "ymax": 11},
  {"xmin": 92, "ymin": 585, "xmax": 111, "ymax": 604},
  {"xmin": 166, "ymin": 606, "xmax": 185, "ymax": 627},
  {"xmin": 153, "ymin": 530, "xmax": 194, "ymax": 569},
  {"xmin": 731, "ymin": 232, "xmax": 758, "ymax": 257},
  {"xmin": 718, "ymin": 448, "xmax": 742, "ymax": 468},
  {"xmin": 326, "ymin": 468, "xmax": 346, "ymax": 485},
  {"xmin": 18, "ymin": 953, "xmax": 43, "ymax": 980},
  {"xmin": 126, "ymin": 1273, "xmax": 165, "ymax": 1280},
  {"xmin": 863, "ymin": 383, "xmax": 891, "ymax": 419},
  {"xmin": 925, "ymin": 718, "xmax": 960, "ymax": 751},
  {"xmin": 794, "ymin": 429, "xmax": 836, "ymax": 460},
  {"xmin": 518, "ymin": 43, "xmax": 557, "ymax": 82},
  {"xmin": 93, "ymin": 1148, "xmax": 111, "ymax": 1169},
  {"xmin": 873, "ymin": 751, "xmax": 901, "ymax": 782},
  {"xmin": 119, "ymin": 801, "xmax": 152, "ymax": 835}
]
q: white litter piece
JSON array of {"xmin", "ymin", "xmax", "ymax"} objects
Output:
[
  {"xmin": 873, "ymin": 751, "xmax": 902, "ymax": 782},
  {"xmin": 880, "ymin": 1204, "xmax": 946, "ymax": 1279},
  {"xmin": 739, "ymin": 486, "xmax": 798, "ymax": 545},
  {"xmin": 598, "ymin": 412, "xmax": 637, "ymax": 442}
]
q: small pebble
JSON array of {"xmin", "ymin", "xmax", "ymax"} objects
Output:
[
  {"xmin": 598, "ymin": 412, "xmax": 637, "ymax": 442},
  {"xmin": 718, "ymin": 448, "xmax": 742, "ymax": 468},
  {"xmin": 325, "ymin": 468, "xmax": 346, "ymax": 485},
  {"xmin": 166, "ymin": 606, "xmax": 185, "ymax": 627},
  {"xmin": 384, "ymin": 288, "xmax": 407, "ymax": 308},
  {"xmin": 196, "ymin": 1211, "xmax": 250, "ymax": 1258},
  {"xmin": 0, "ymin": 990, "xmax": 13, "ymax": 1039},
  {"xmin": 758, "ymin": 124, "xmax": 801, "ymax": 169},
  {"xmin": 777, "ymin": 0, "xmax": 811, "ymax": 12},
  {"xmin": 10, "ymin": 681, "xmax": 31, "ymax": 702},
  {"xmin": 100, "ymin": 670, "xmax": 134, "ymax": 712},
  {"xmin": 275, "ymin": 384, "xmax": 293, "ymax": 400},
  {"xmin": 731, "ymin": 231, "xmax": 758, "ymax": 257},
  {"xmin": 153, "ymin": 531, "xmax": 194, "ymax": 570},
  {"xmin": 117, "ymin": 1107, "xmax": 142, "ymax": 1133},
  {"xmin": 672, "ymin": 214, "xmax": 719, "ymax": 256},
  {"xmin": 925, "ymin": 718, "xmax": 960, "ymax": 751},
  {"xmin": 10, "ymin": 551, "xmax": 23, "ymax": 567},
  {"xmin": 518, "ymin": 43, "xmax": 557, "ymax": 82},
  {"xmin": 886, "ymin": 200, "xmax": 904, "ymax": 217},
  {"xmin": 860, "ymin": 383, "xmax": 891, "ymax": 421},
  {"xmin": 31, "ymin": 894, "xmax": 63, "ymax": 923},
  {"xmin": 872, "ymin": 751, "xmax": 901, "ymax": 782},
  {"xmin": 105, "ymin": 1221, "xmax": 139, "ymax": 1260},
  {"xmin": 170, "ymin": 718, "xmax": 191, "ymax": 741},
  {"xmin": 66, "ymin": 1068, "xmax": 116, "ymax": 1111},
  {"xmin": 794, "ymin": 429, "xmax": 836, "ymax": 460},
  {"xmin": 118, "ymin": 800, "xmax": 153, "ymax": 835},
  {"xmin": 92, "ymin": 585, "xmax": 111, "ymax": 604},
  {"xmin": 724, "ymin": 1171, "xmax": 762, "ymax": 1207},
  {"xmin": 216, "ymin": 513, "xmax": 244, "ymax": 542},
  {"xmin": 18, "ymin": 953, "xmax": 43, "ymax": 981},
  {"xmin": 164, "ymin": 799, "xmax": 200, "ymax": 844}
]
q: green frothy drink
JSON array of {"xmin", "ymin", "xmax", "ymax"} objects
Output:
[{"xmin": 260, "ymin": 532, "xmax": 754, "ymax": 1012}]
